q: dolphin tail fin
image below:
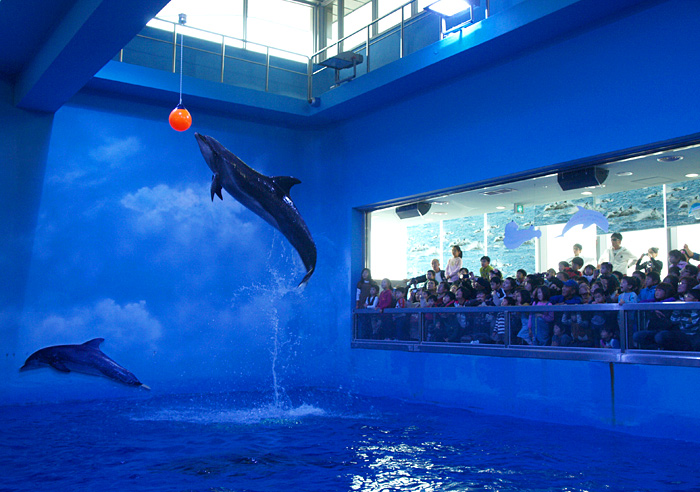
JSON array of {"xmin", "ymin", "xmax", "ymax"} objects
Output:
[{"xmin": 211, "ymin": 173, "xmax": 223, "ymax": 201}]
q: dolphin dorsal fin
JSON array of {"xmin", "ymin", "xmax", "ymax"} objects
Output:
[
  {"xmin": 271, "ymin": 176, "xmax": 301, "ymax": 196},
  {"xmin": 83, "ymin": 338, "xmax": 105, "ymax": 349}
]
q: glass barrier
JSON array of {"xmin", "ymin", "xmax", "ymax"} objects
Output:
[{"xmin": 353, "ymin": 303, "xmax": 700, "ymax": 364}]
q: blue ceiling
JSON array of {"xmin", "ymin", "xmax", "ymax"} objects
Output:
[{"xmin": 0, "ymin": 0, "xmax": 169, "ymax": 112}]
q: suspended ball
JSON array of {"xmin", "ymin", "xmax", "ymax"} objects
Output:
[{"xmin": 169, "ymin": 105, "xmax": 192, "ymax": 132}]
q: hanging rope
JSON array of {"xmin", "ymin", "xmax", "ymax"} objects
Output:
[{"xmin": 178, "ymin": 27, "xmax": 184, "ymax": 106}]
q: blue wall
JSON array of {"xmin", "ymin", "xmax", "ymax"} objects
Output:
[{"xmin": 2, "ymin": 0, "xmax": 700, "ymax": 440}]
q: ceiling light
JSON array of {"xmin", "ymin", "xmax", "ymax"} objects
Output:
[
  {"xmin": 581, "ymin": 191, "xmax": 593, "ymax": 195},
  {"xmin": 432, "ymin": 211, "xmax": 448, "ymax": 216},
  {"xmin": 616, "ymin": 171, "xmax": 634, "ymax": 176},
  {"xmin": 657, "ymin": 156, "xmax": 683, "ymax": 162},
  {"xmin": 431, "ymin": 201, "xmax": 450, "ymax": 205},
  {"xmin": 686, "ymin": 173, "xmax": 699, "ymax": 178},
  {"xmin": 496, "ymin": 206, "xmax": 506, "ymax": 210}
]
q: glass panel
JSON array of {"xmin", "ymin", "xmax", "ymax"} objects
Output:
[
  {"xmin": 152, "ymin": 0, "xmax": 244, "ymax": 40},
  {"xmin": 629, "ymin": 306, "xmax": 700, "ymax": 352},
  {"xmin": 344, "ymin": 2, "xmax": 372, "ymax": 49},
  {"xmin": 248, "ymin": 0, "xmax": 313, "ymax": 56},
  {"xmin": 377, "ymin": 0, "xmax": 407, "ymax": 33}
]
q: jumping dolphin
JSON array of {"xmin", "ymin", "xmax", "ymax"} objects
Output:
[
  {"xmin": 20, "ymin": 338, "xmax": 150, "ymax": 389},
  {"xmin": 194, "ymin": 133, "xmax": 316, "ymax": 287},
  {"xmin": 557, "ymin": 206, "xmax": 609, "ymax": 237}
]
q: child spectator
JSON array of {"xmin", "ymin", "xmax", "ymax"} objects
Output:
[
  {"xmin": 377, "ymin": 278, "xmax": 395, "ymax": 310},
  {"xmin": 578, "ymin": 282, "xmax": 592, "ymax": 304},
  {"xmin": 492, "ymin": 297, "xmax": 515, "ymax": 344},
  {"xmin": 618, "ymin": 276, "xmax": 639, "ymax": 305},
  {"xmin": 600, "ymin": 325, "xmax": 620, "ymax": 349},
  {"xmin": 529, "ymin": 285, "xmax": 554, "ymax": 345},
  {"xmin": 516, "ymin": 269, "xmax": 527, "ymax": 286},
  {"xmin": 515, "ymin": 289, "xmax": 533, "ymax": 344},
  {"xmin": 551, "ymin": 324, "xmax": 572, "ymax": 347},
  {"xmin": 639, "ymin": 271, "xmax": 660, "ymax": 301},
  {"xmin": 445, "ymin": 245, "xmax": 463, "ymax": 283},
  {"xmin": 479, "ymin": 256, "xmax": 494, "ymax": 279},
  {"xmin": 490, "ymin": 277, "xmax": 506, "ymax": 306},
  {"xmin": 364, "ymin": 284, "xmax": 379, "ymax": 309},
  {"xmin": 583, "ymin": 264, "xmax": 597, "ymax": 283}
]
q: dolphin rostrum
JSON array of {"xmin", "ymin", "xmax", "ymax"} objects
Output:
[
  {"xmin": 20, "ymin": 338, "xmax": 150, "ymax": 389},
  {"xmin": 194, "ymin": 133, "xmax": 316, "ymax": 287}
]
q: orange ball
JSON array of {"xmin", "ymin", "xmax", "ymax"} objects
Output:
[{"xmin": 169, "ymin": 105, "xmax": 192, "ymax": 132}]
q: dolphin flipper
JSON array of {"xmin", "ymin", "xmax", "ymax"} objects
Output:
[{"xmin": 50, "ymin": 361, "xmax": 71, "ymax": 373}]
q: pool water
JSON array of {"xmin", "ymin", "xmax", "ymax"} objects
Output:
[{"xmin": 2, "ymin": 389, "xmax": 698, "ymax": 492}]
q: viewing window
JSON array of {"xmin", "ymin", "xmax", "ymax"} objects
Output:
[{"xmin": 365, "ymin": 143, "xmax": 700, "ymax": 281}]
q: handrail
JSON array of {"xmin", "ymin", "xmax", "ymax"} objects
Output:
[
  {"xmin": 353, "ymin": 302, "xmax": 700, "ymax": 366},
  {"xmin": 117, "ymin": 3, "xmax": 435, "ymax": 102},
  {"xmin": 119, "ymin": 17, "xmax": 312, "ymax": 99}
]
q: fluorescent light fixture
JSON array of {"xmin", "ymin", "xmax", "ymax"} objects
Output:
[
  {"xmin": 581, "ymin": 191, "xmax": 593, "ymax": 195},
  {"xmin": 496, "ymin": 206, "xmax": 506, "ymax": 210},
  {"xmin": 686, "ymin": 173, "xmax": 699, "ymax": 178},
  {"xmin": 426, "ymin": 0, "xmax": 471, "ymax": 17}
]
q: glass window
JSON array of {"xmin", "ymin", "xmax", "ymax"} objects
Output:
[
  {"xmin": 150, "ymin": 0, "xmax": 244, "ymax": 41},
  {"xmin": 247, "ymin": 0, "xmax": 313, "ymax": 56},
  {"xmin": 343, "ymin": 1, "xmax": 372, "ymax": 49},
  {"xmin": 365, "ymin": 144, "xmax": 700, "ymax": 283},
  {"xmin": 378, "ymin": 0, "xmax": 411, "ymax": 34}
]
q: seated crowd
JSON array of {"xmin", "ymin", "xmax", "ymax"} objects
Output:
[{"xmin": 355, "ymin": 244, "xmax": 700, "ymax": 351}]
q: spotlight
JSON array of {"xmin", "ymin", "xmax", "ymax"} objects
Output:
[{"xmin": 425, "ymin": 0, "xmax": 480, "ymax": 35}]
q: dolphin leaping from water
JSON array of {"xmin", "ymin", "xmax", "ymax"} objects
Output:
[
  {"xmin": 195, "ymin": 133, "xmax": 316, "ymax": 287},
  {"xmin": 20, "ymin": 338, "xmax": 150, "ymax": 389}
]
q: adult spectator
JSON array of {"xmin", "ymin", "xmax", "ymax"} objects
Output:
[
  {"xmin": 356, "ymin": 268, "xmax": 377, "ymax": 309},
  {"xmin": 598, "ymin": 232, "xmax": 637, "ymax": 274},
  {"xmin": 636, "ymin": 247, "xmax": 663, "ymax": 275},
  {"xmin": 550, "ymin": 280, "xmax": 583, "ymax": 305}
]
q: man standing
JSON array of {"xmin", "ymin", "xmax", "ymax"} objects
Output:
[{"xmin": 598, "ymin": 232, "xmax": 637, "ymax": 274}]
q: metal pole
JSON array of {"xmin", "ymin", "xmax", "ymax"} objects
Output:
[
  {"xmin": 366, "ymin": 26, "xmax": 371, "ymax": 73},
  {"xmin": 220, "ymin": 36, "xmax": 226, "ymax": 83},
  {"xmin": 265, "ymin": 46, "xmax": 270, "ymax": 92},
  {"xmin": 400, "ymin": 8, "xmax": 404, "ymax": 58},
  {"xmin": 307, "ymin": 58, "xmax": 313, "ymax": 102}
]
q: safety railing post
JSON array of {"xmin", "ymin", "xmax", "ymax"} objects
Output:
[
  {"xmin": 366, "ymin": 26, "xmax": 371, "ymax": 73},
  {"xmin": 265, "ymin": 46, "xmax": 270, "ymax": 92},
  {"xmin": 220, "ymin": 36, "xmax": 226, "ymax": 83},
  {"xmin": 307, "ymin": 58, "xmax": 313, "ymax": 102},
  {"xmin": 400, "ymin": 8, "xmax": 405, "ymax": 58}
]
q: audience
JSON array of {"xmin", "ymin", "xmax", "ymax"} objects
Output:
[{"xmin": 355, "ymin": 242, "xmax": 700, "ymax": 351}]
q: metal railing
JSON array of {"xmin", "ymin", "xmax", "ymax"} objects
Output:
[
  {"xmin": 310, "ymin": 3, "xmax": 434, "ymax": 80},
  {"xmin": 118, "ymin": 18, "xmax": 313, "ymax": 100},
  {"xmin": 353, "ymin": 302, "xmax": 700, "ymax": 366},
  {"xmin": 117, "ymin": 2, "xmax": 439, "ymax": 103}
]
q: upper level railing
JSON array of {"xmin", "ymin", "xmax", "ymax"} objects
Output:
[
  {"xmin": 116, "ymin": 2, "xmax": 440, "ymax": 103},
  {"xmin": 353, "ymin": 302, "xmax": 700, "ymax": 367}
]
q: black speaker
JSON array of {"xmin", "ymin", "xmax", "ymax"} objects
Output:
[
  {"xmin": 557, "ymin": 167, "xmax": 609, "ymax": 191},
  {"xmin": 396, "ymin": 202, "xmax": 432, "ymax": 219}
]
